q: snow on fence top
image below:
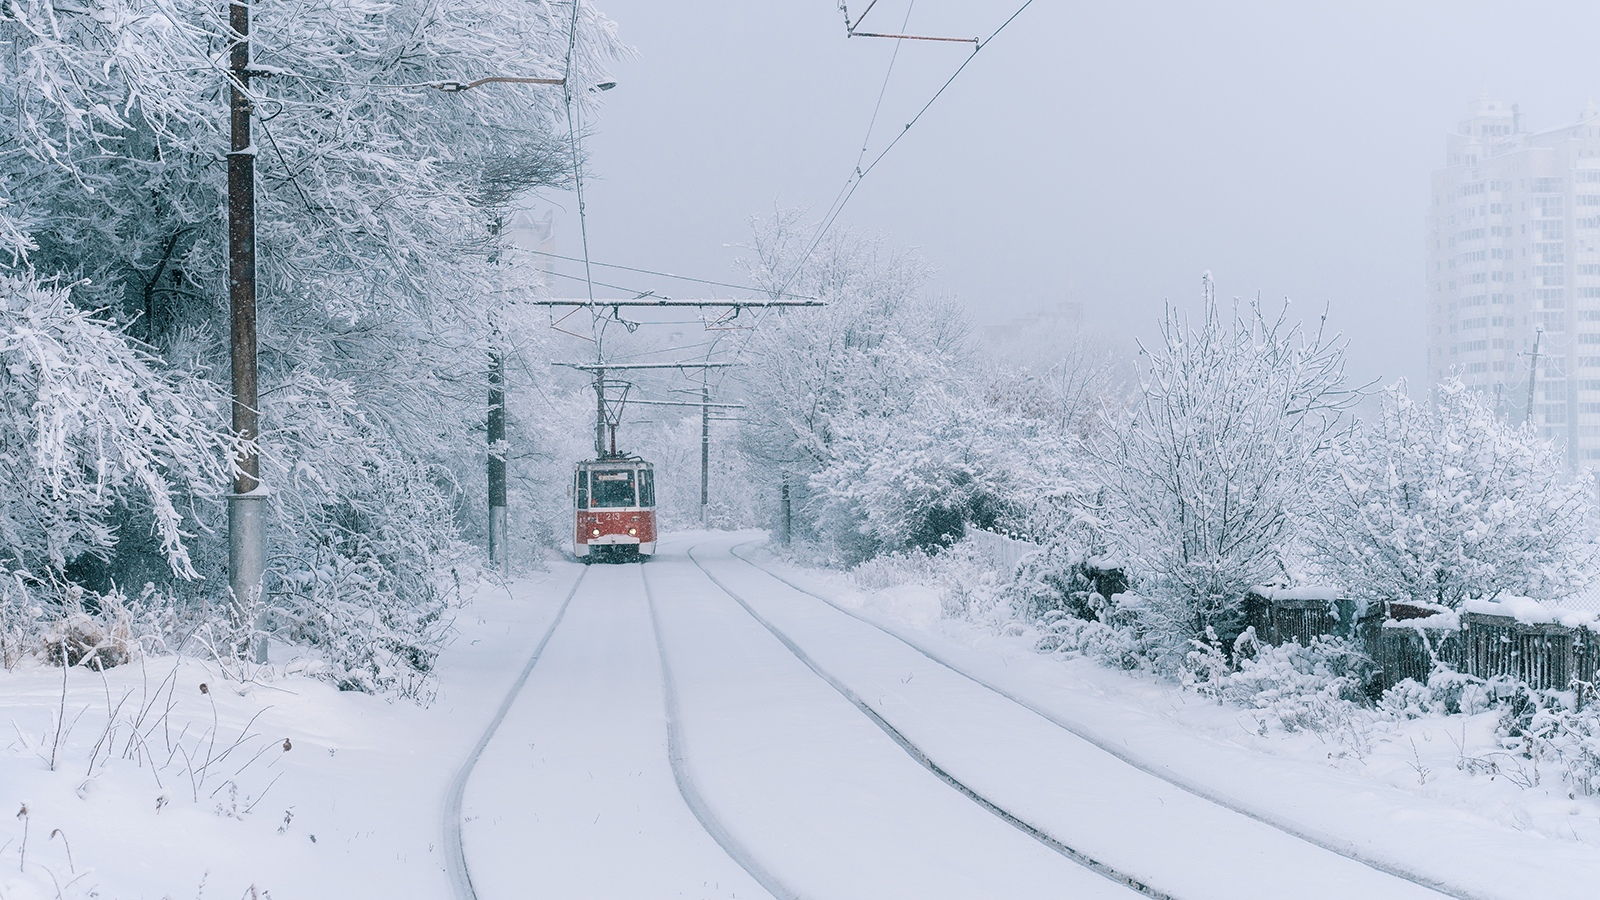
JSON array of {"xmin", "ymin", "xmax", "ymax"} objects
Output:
[
  {"xmin": 1460, "ymin": 596, "xmax": 1600, "ymax": 631},
  {"xmin": 1249, "ymin": 585, "xmax": 1341, "ymax": 602}
]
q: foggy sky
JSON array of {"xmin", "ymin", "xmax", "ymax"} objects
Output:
[{"xmin": 532, "ymin": 1, "xmax": 1600, "ymax": 392}]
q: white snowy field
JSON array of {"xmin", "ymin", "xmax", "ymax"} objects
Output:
[{"xmin": 5, "ymin": 531, "xmax": 1600, "ymax": 898}]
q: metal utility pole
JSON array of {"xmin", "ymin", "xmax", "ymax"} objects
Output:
[
  {"xmin": 700, "ymin": 383, "xmax": 711, "ymax": 526},
  {"xmin": 593, "ymin": 367, "xmax": 607, "ymax": 456},
  {"xmin": 226, "ymin": 0, "xmax": 266, "ymax": 662},
  {"xmin": 553, "ymin": 362, "xmax": 733, "ymax": 459},
  {"xmin": 1525, "ymin": 328, "xmax": 1543, "ymax": 425}
]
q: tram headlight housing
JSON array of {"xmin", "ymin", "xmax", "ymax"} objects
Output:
[
  {"xmin": 591, "ymin": 528, "xmax": 601, "ymax": 537},
  {"xmin": 628, "ymin": 527, "xmax": 637, "ymax": 536}
]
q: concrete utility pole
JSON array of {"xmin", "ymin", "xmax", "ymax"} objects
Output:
[
  {"xmin": 226, "ymin": 0, "xmax": 267, "ymax": 662},
  {"xmin": 487, "ymin": 344, "xmax": 508, "ymax": 575},
  {"xmin": 700, "ymin": 383, "xmax": 711, "ymax": 526}
]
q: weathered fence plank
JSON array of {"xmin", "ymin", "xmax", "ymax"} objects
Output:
[{"xmin": 1246, "ymin": 595, "xmax": 1600, "ymax": 692}]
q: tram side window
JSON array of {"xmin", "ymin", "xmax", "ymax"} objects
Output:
[
  {"xmin": 590, "ymin": 470, "xmax": 637, "ymax": 507},
  {"xmin": 638, "ymin": 469, "xmax": 655, "ymax": 507},
  {"xmin": 575, "ymin": 471, "xmax": 588, "ymax": 508}
]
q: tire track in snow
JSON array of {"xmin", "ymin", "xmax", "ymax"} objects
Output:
[
  {"xmin": 679, "ymin": 542, "xmax": 1180, "ymax": 900},
  {"xmin": 718, "ymin": 541, "xmax": 1471, "ymax": 900},
  {"xmin": 444, "ymin": 568, "xmax": 587, "ymax": 900}
]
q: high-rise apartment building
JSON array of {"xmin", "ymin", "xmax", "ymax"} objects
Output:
[{"xmin": 1427, "ymin": 95, "xmax": 1600, "ymax": 463}]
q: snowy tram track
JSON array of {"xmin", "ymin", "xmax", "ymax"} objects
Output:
[
  {"xmin": 644, "ymin": 539, "xmax": 1148, "ymax": 899},
  {"xmin": 444, "ymin": 566, "xmax": 587, "ymax": 900},
  {"xmin": 670, "ymin": 543, "xmax": 1177, "ymax": 900},
  {"xmin": 685, "ymin": 537, "xmax": 1455, "ymax": 900},
  {"xmin": 448, "ymin": 562, "xmax": 771, "ymax": 900}
]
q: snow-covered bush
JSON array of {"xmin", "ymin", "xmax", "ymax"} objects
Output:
[
  {"xmin": 264, "ymin": 384, "xmax": 470, "ymax": 697},
  {"xmin": 1379, "ymin": 670, "xmax": 1494, "ymax": 719},
  {"xmin": 813, "ymin": 394, "xmax": 1026, "ymax": 559},
  {"xmin": 1183, "ymin": 630, "xmax": 1373, "ymax": 733},
  {"xmin": 1033, "ymin": 610, "xmax": 1144, "ymax": 670},
  {"xmin": 1101, "ymin": 283, "xmax": 1356, "ymax": 655},
  {"xmin": 1005, "ymin": 543, "xmax": 1127, "ymax": 622},
  {"xmin": 0, "ymin": 272, "xmax": 232, "ymax": 586},
  {"xmin": 1487, "ymin": 683, "xmax": 1600, "ymax": 795},
  {"xmin": 1310, "ymin": 379, "xmax": 1596, "ymax": 608},
  {"xmin": 849, "ymin": 540, "xmax": 1005, "ymax": 621}
]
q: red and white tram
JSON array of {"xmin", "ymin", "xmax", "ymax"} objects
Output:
[{"xmin": 573, "ymin": 457, "xmax": 657, "ymax": 562}]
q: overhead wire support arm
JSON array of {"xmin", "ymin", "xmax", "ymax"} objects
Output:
[
  {"xmin": 434, "ymin": 75, "xmax": 565, "ymax": 92},
  {"xmin": 840, "ymin": 0, "xmax": 977, "ymax": 44},
  {"xmin": 849, "ymin": 32, "xmax": 978, "ymax": 44},
  {"xmin": 553, "ymin": 362, "xmax": 735, "ymax": 371},
  {"xmin": 626, "ymin": 399, "xmax": 745, "ymax": 409}
]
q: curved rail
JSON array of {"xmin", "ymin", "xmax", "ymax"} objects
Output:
[
  {"xmin": 638, "ymin": 559, "xmax": 802, "ymax": 900},
  {"xmin": 683, "ymin": 543, "xmax": 1178, "ymax": 900},
  {"xmin": 720, "ymin": 541, "xmax": 1470, "ymax": 900},
  {"xmin": 444, "ymin": 569, "xmax": 588, "ymax": 900}
]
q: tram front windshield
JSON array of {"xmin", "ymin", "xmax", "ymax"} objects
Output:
[{"xmin": 589, "ymin": 470, "xmax": 637, "ymax": 508}]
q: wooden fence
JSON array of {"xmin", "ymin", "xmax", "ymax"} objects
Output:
[
  {"xmin": 1243, "ymin": 595, "xmax": 1342, "ymax": 648},
  {"xmin": 1245, "ymin": 592, "xmax": 1600, "ymax": 692}
]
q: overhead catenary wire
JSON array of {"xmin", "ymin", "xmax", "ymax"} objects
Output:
[
  {"xmin": 523, "ymin": 249, "xmax": 816, "ymax": 299},
  {"xmin": 773, "ymin": 0, "xmax": 1037, "ymax": 301},
  {"xmin": 561, "ymin": 0, "xmax": 601, "ymax": 356}
]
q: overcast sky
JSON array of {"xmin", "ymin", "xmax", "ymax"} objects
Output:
[{"xmin": 530, "ymin": 1, "xmax": 1600, "ymax": 391}]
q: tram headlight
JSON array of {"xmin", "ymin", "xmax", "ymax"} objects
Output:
[
  {"xmin": 628, "ymin": 527, "xmax": 637, "ymax": 536},
  {"xmin": 591, "ymin": 528, "xmax": 601, "ymax": 537}
]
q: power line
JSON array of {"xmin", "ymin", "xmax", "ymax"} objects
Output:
[
  {"xmin": 562, "ymin": 0, "xmax": 600, "ymax": 351},
  {"xmin": 775, "ymin": 0, "xmax": 1037, "ymax": 299},
  {"xmin": 523, "ymin": 249, "xmax": 816, "ymax": 299}
]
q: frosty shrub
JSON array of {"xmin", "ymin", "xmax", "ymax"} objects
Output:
[
  {"xmin": 1033, "ymin": 610, "xmax": 1144, "ymax": 670},
  {"xmin": 849, "ymin": 540, "xmax": 1005, "ymax": 621},
  {"xmin": 1102, "ymin": 283, "xmax": 1356, "ymax": 657},
  {"xmin": 814, "ymin": 395, "xmax": 1024, "ymax": 560},
  {"xmin": 1485, "ymin": 683, "xmax": 1600, "ymax": 795},
  {"xmin": 1310, "ymin": 379, "xmax": 1597, "ymax": 608},
  {"xmin": 1, "ymin": 563, "xmax": 186, "ymax": 671},
  {"xmin": 268, "ymin": 442, "xmax": 467, "ymax": 699},
  {"xmin": 1379, "ymin": 670, "xmax": 1493, "ymax": 719},
  {"xmin": 1005, "ymin": 544, "xmax": 1128, "ymax": 623},
  {"xmin": 1183, "ymin": 629, "xmax": 1373, "ymax": 733},
  {"xmin": 0, "ymin": 273, "xmax": 232, "ymax": 585}
]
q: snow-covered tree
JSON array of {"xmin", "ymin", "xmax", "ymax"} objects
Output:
[
  {"xmin": 0, "ymin": 0, "xmax": 624, "ymax": 683},
  {"xmin": 735, "ymin": 211, "xmax": 979, "ymax": 561},
  {"xmin": 1310, "ymin": 379, "xmax": 1597, "ymax": 608},
  {"xmin": 0, "ymin": 272, "xmax": 232, "ymax": 582},
  {"xmin": 1103, "ymin": 283, "xmax": 1356, "ymax": 650}
]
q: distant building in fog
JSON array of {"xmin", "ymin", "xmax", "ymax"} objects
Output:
[{"xmin": 1427, "ymin": 94, "xmax": 1600, "ymax": 463}]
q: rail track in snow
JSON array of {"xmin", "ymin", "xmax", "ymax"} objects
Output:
[
  {"xmin": 687, "ymin": 539, "xmax": 1465, "ymax": 900},
  {"xmin": 444, "ymin": 536, "xmax": 1468, "ymax": 900}
]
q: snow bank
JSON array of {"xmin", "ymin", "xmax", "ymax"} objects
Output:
[
  {"xmin": 839, "ymin": 583, "xmax": 944, "ymax": 630},
  {"xmin": 1250, "ymin": 585, "xmax": 1341, "ymax": 602}
]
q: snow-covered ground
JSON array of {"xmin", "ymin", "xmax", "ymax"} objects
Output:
[
  {"xmin": 6, "ymin": 531, "xmax": 1600, "ymax": 898},
  {"xmin": 0, "ymin": 571, "xmax": 572, "ymax": 899}
]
